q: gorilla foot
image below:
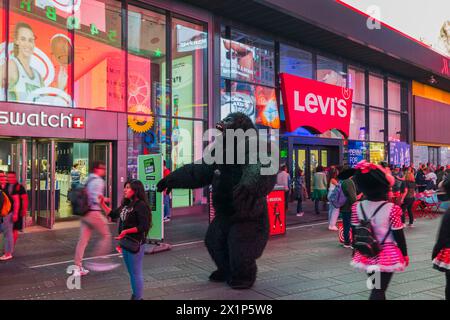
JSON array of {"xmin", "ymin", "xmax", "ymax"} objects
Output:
[
  {"xmin": 209, "ymin": 270, "xmax": 228, "ymax": 282},
  {"xmin": 227, "ymin": 278, "xmax": 255, "ymax": 290}
]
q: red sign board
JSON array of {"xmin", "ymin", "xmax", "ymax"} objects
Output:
[
  {"xmin": 267, "ymin": 190, "xmax": 286, "ymax": 236},
  {"xmin": 280, "ymin": 73, "xmax": 353, "ymax": 137}
]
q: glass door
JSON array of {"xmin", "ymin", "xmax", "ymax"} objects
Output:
[{"xmin": 31, "ymin": 140, "xmax": 55, "ymax": 229}]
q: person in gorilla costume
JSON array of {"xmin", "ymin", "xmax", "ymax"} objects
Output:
[{"xmin": 157, "ymin": 112, "xmax": 276, "ymax": 289}]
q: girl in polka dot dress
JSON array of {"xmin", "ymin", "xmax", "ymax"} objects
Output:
[
  {"xmin": 432, "ymin": 179, "xmax": 450, "ymax": 300},
  {"xmin": 350, "ymin": 161, "xmax": 409, "ymax": 300}
]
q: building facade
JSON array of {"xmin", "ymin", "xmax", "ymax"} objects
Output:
[{"xmin": 0, "ymin": 0, "xmax": 448, "ymax": 229}]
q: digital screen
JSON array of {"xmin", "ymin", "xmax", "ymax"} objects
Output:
[
  {"xmin": 255, "ymin": 86, "xmax": 280, "ymax": 129},
  {"xmin": 221, "ymin": 82, "xmax": 256, "ymax": 123},
  {"xmin": 348, "ymin": 140, "xmax": 367, "ymax": 167},
  {"xmin": 369, "ymin": 142, "xmax": 385, "ymax": 164},
  {"xmin": 389, "ymin": 142, "xmax": 411, "ymax": 167},
  {"xmin": 220, "ymin": 37, "xmax": 256, "ymax": 82}
]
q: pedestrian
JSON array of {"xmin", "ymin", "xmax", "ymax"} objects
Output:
[
  {"xmin": 401, "ymin": 170, "xmax": 416, "ymax": 227},
  {"xmin": 327, "ymin": 167, "xmax": 340, "ymax": 231},
  {"xmin": 293, "ymin": 167, "xmax": 306, "ymax": 217},
  {"xmin": 0, "ymin": 171, "xmax": 14, "ymax": 261},
  {"xmin": 432, "ymin": 178, "xmax": 450, "ymax": 300},
  {"xmin": 425, "ymin": 167, "xmax": 438, "ymax": 190},
  {"xmin": 74, "ymin": 161, "xmax": 119, "ymax": 275},
  {"xmin": 100, "ymin": 179, "xmax": 152, "ymax": 300},
  {"xmin": 416, "ymin": 164, "xmax": 427, "ymax": 193},
  {"xmin": 276, "ymin": 165, "xmax": 290, "ymax": 211},
  {"xmin": 312, "ymin": 165, "xmax": 328, "ymax": 215},
  {"xmin": 337, "ymin": 166, "xmax": 358, "ymax": 248},
  {"xmin": 7, "ymin": 172, "xmax": 28, "ymax": 246},
  {"xmin": 351, "ymin": 160, "xmax": 409, "ymax": 300},
  {"xmin": 163, "ymin": 160, "xmax": 171, "ymax": 223},
  {"xmin": 70, "ymin": 163, "xmax": 81, "ymax": 189},
  {"xmin": 437, "ymin": 166, "xmax": 446, "ymax": 186}
]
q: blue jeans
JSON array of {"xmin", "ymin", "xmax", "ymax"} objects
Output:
[
  {"xmin": 0, "ymin": 213, "xmax": 14, "ymax": 254},
  {"xmin": 164, "ymin": 194, "xmax": 171, "ymax": 219},
  {"xmin": 341, "ymin": 211, "xmax": 352, "ymax": 245},
  {"xmin": 122, "ymin": 244, "xmax": 145, "ymax": 300}
]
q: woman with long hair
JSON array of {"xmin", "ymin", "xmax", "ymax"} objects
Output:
[
  {"xmin": 7, "ymin": 22, "xmax": 44, "ymax": 102},
  {"xmin": 327, "ymin": 167, "xmax": 340, "ymax": 231},
  {"xmin": 293, "ymin": 167, "xmax": 306, "ymax": 217},
  {"xmin": 100, "ymin": 179, "xmax": 152, "ymax": 300},
  {"xmin": 401, "ymin": 170, "xmax": 416, "ymax": 227}
]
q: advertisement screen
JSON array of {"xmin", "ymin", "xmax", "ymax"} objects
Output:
[
  {"xmin": 389, "ymin": 142, "xmax": 411, "ymax": 167},
  {"xmin": 337, "ymin": 0, "xmax": 450, "ymax": 58},
  {"xmin": 369, "ymin": 142, "xmax": 385, "ymax": 164},
  {"xmin": 348, "ymin": 140, "xmax": 367, "ymax": 168},
  {"xmin": 255, "ymin": 86, "xmax": 280, "ymax": 129},
  {"xmin": 220, "ymin": 37, "xmax": 256, "ymax": 82},
  {"xmin": 221, "ymin": 81, "xmax": 256, "ymax": 123}
]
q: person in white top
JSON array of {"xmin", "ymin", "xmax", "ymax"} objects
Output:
[
  {"xmin": 425, "ymin": 168, "xmax": 438, "ymax": 190},
  {"xmin": 6, "ymin": 22, "xmax": 44, "ymax": 103}
]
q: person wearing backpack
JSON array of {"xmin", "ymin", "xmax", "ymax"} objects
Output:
[
  {"xmin": 351, "ymin": 160, "xmax": 409, "ymax": 300},
  {"xmin": 0, "ymin": 171, "xmax": 14, "ymax": 261},
  {"xmin": 73, "ymin": 161, "xmax": 120, "ymax": 276},
  {"xmin": 99, "ymin": 179, "xmax": 152, "ymax": 300},
  {"xmin": 432, "ymin": 178, "xmax": 450, "ymax": 300},
  {"xmin": 338, "ymin": 166, "xmax": 358, "ymax": 248},
  {"xmin": 293, "ymin": 168, "xmax": 306, "ymax": 217}
]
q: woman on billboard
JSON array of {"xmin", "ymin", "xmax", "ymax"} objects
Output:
[{"xmin": 7, "ymin": 22, "xmax": 44, "ymax": 103}]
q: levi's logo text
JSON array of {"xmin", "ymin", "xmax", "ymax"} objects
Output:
[
  {"xmin": 0, "ymin": 111, "xmax": 84, "ymax": 129},
  {"xmin": 280, "ymin": 73, "xmax": 353, "ymax": 137}
]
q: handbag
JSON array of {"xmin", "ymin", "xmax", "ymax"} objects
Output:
[{"xmin": 119, "ymin": 235, "xmax": 141, "ymax": 254}]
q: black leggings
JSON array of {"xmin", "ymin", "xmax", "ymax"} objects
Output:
[
  {"xmin": 402, "ymin": 197, "xmax": 415, "ymax": 225},
  {"xmin": 446, "ymin": 271, "xmax": 450, "ymax": 300},
  {"xmin": 367, "ymin": 272, "xmax": 393, "ymax": 300}
]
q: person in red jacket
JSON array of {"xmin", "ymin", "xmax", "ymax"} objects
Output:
[{"xmin": 163, "ymin": 161, "xmax": 171, "ymax": 222}]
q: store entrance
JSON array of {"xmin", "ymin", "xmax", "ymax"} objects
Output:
[
  {"xmin": 0, "ymin": 138, "xmax": 113, "ymax": 229},
  {"xmin": 292, "ymin": 145, "xmax": 339, "ymax": 194}
]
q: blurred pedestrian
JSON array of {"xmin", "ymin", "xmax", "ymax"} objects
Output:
[
  {"xmin": 7, "ymin": 172, "xmax": 28, "ymax": 246},
  {"xmin": 293, "ymin": 168, "xmax": 306, "ymax": 217},
  {"xmin": 312, "ymin": 165, "xmax": 328, "ymax": 215},
  {"xmin": 163, "ymin": 161, "xmax": 171, "ymax": 223},
  {"xmin": 276, "ymin": 165, "xmax": 290, "ymax": 211},
  {"xmin": 0, "ymin": 171, "xmax": 13, "ymax": 261},
  {"xmin": 327, "ymin": 167, "xmax": 340, "ymax": 231},
  {"xmin": 401, "ymin": 170, "xmax": 416, "ymax": 227},
  {"xmin": 338, "ymin": 166, "xmax": 358, "ymax": 248}
]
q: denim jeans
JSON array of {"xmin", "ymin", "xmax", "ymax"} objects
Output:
[
  {"xmin": 296, "ymin": 198, "xmax": 303, "ymax": 213},
  {"xmin": 341, "ymin": 211, "xmax": 352, "ymax": 245},
  {"xmin": 328, "ymin": 204, "xmax": 340, "ymax": 228},
  {"xmin": 0, "ymin": 213, "xmax": 14, "ymax": 254},
  {"xmin": 164, "ymin": 194, "xmax": 171, "ymax": 219},
  {"xmin": 122, "ymin": 244, "xmax": 145, "ymax": 300}
]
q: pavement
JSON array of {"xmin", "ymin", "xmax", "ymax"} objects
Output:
[{"xmin": 0, "ymin": 205, "xmax": 447, "ymax": 300}]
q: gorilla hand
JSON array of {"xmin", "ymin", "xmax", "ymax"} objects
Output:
[{"xmin": 157, "ymin": 178, "xmax": 172, "ymax": 194}]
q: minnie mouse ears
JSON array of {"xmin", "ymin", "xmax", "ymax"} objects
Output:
[{"xmin": 354, "ymin": 160, "xmax": 395, "ymax": 187}]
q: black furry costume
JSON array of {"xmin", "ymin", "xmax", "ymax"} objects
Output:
[{"xmin": 157, "ymin": 113, "xmax": 276, "ymax": 289}]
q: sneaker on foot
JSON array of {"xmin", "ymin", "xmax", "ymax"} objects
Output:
[
  {"xmin": 0, "ymin": 254, "xmax": 13, "ymax": 261},
  {"xmin": 408, "ymin": 224, "xmax": 415, "ymax": 228},
  {"xmin": 328, "ymin": 226, "xmax": 338, "ymax": 231},
  {"xmin": 85, "ymin": 262, "xmax": 120, "ymax": 272},
  {"xmin": 296, "ymin": 212, "xmax": 304, "ymax": 217},
  {"xmin": 71, "ymin": 265, "xmax": 89, "ymax": 276},
  {"xmin": 164, "ymin": 217, "xmax": 171, "ymax": 223},
  {"xmin": 343, "ymin": 244, "xmax": 353, "ymax": 249}
]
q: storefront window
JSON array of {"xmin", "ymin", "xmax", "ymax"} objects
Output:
[
  {"xmin": 171, "ymin": 18, "xmax": 208, "ymax": 119},
  {"xmin": 413, "ymin": 145, "xmax": 428, "ymax": 166},
  {"xmin": 388, "ymin": 111, "xmax": 401, "ymax": 142},
  {"xmin": 369, "ymin": 107, "xmax": 384, "ymax": 142},
  {"xmin": 6, "ymin": 0, "xmax": 73, "ymax": 107},
  {"xmin": 440, "ymin": 147, "xmax": 450, "ymax": 166},
  {"xmin": 369, "ymin": 74, "xmax": 384, "ymax": 107},
  {"xmin": 74, "ymin": 0, "xmax": 125, "ymax": 112},
  {"xmin": 348, "ymin": 67, "xmax": 365, "ymax": 104},
  {"xmin": 280, "ymin": 44, "xmax": 313, "ymax": 79},
  {"xmin": 388, "ymin": 80, "xmax": 401, "ymax": 111},
  {"xmin": 171, "ymin": 119, "xmax": 204, "ymax": 207},
  {"xmin": 221, "ymin": 29, "xmax": 274, "ymax": 86},
  {"xmin": 127, "ymin": 6, "xmax": 166, "ymax": 117},
  {"xmin": 0, "ymin": 0, "xmax": 5, "ymax": 101},
  {"xmin": 316, "ymin": 55, "xmax": 346, "ymax": 87},
  {"xmin": 349, "ymin": 104, "xmax": 366, "ymax": 140}
]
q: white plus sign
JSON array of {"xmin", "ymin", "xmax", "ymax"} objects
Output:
[{"xmin": 74, "ymin": 118, "xmax": 84, "ymax": 128}]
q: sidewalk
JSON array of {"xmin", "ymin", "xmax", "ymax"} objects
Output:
[{"xmin": 0, "ymin": 213, "xmax": 446, "ymax": 300}]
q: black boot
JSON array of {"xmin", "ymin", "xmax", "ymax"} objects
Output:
[
  {"xmin": 227, "ymin": 278, "xmax": 255, "ymax": 290},
  {"xmin": 209, "ymin": 270, "xmax": 227, "ymax": 282}
]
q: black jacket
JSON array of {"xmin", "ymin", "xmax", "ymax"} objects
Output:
[
  {"xmin": 432, "ymin": 210, "xmax": 450, "ymax": 260},
  {"xmin": 110, "ymin": 200, "xmax": 152, "ymax": 244}
]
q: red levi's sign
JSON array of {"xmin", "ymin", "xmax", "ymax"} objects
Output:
[{"xmin": 280, "ymin": 73, "xmax": 353, "ymax": 137}]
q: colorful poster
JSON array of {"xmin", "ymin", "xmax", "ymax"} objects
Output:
[
  {"xmin": 255, "ymin": 86, "xmax": 280, "ymax": 129},
  {"xmin": 138, "ymin": 154, "xmax": 163, "ymax": 241},
  {"xmin": 221, "ymin": 82, "xmax": 256, "ymax": 122},
  {"xmin": 389, "ymin": 142, "xmax": 411, "ymax": 167},
  {"xmin": 348, "ymin": 140, "xmax": 367, "ymax": 167},
  {"xmin": 369, "ymin": 142, "xmax": 385, "ymax": 164},
  {"xmin": 266, "ymin": 189, "xmax": 286, "ymax": 236},
  {"xmin": 220, "ymin": 37, "xmax": 255, "ymax": 81}
]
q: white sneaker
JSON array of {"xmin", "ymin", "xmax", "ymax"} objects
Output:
[
  {"xmin": 328, "ymin": 226, "xmax": 338, "ymax": 231},
  {"xmin": 164, "ymin": 218, "xmax": 171, "ymax": 223},
  {"xmin": 296, "ymin": 212, "xmax": 304, "ymax": 217},
  {"xmin": 70, "ymin": 266, "xmax": 89, "ymax": 276},
  {"xmin": 85, "ymin": 262, "xmax": 120, "ymax": 272}
]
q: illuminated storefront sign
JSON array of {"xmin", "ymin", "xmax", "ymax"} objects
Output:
[
  {"xmin": 0, "ymin": 110, "xmax": 84, "ymax": 128},
  {"xmin": 369, "ymin": 142, "xmax": 385, "ymax": 164},
  {"xmin": 280, "ymin": 73, "xmax": 353, "ymax": 136}
]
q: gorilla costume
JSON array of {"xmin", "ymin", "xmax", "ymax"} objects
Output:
[{"xmin": 157, "ymin": 112, "xmax": 276, "ymax": 289}]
